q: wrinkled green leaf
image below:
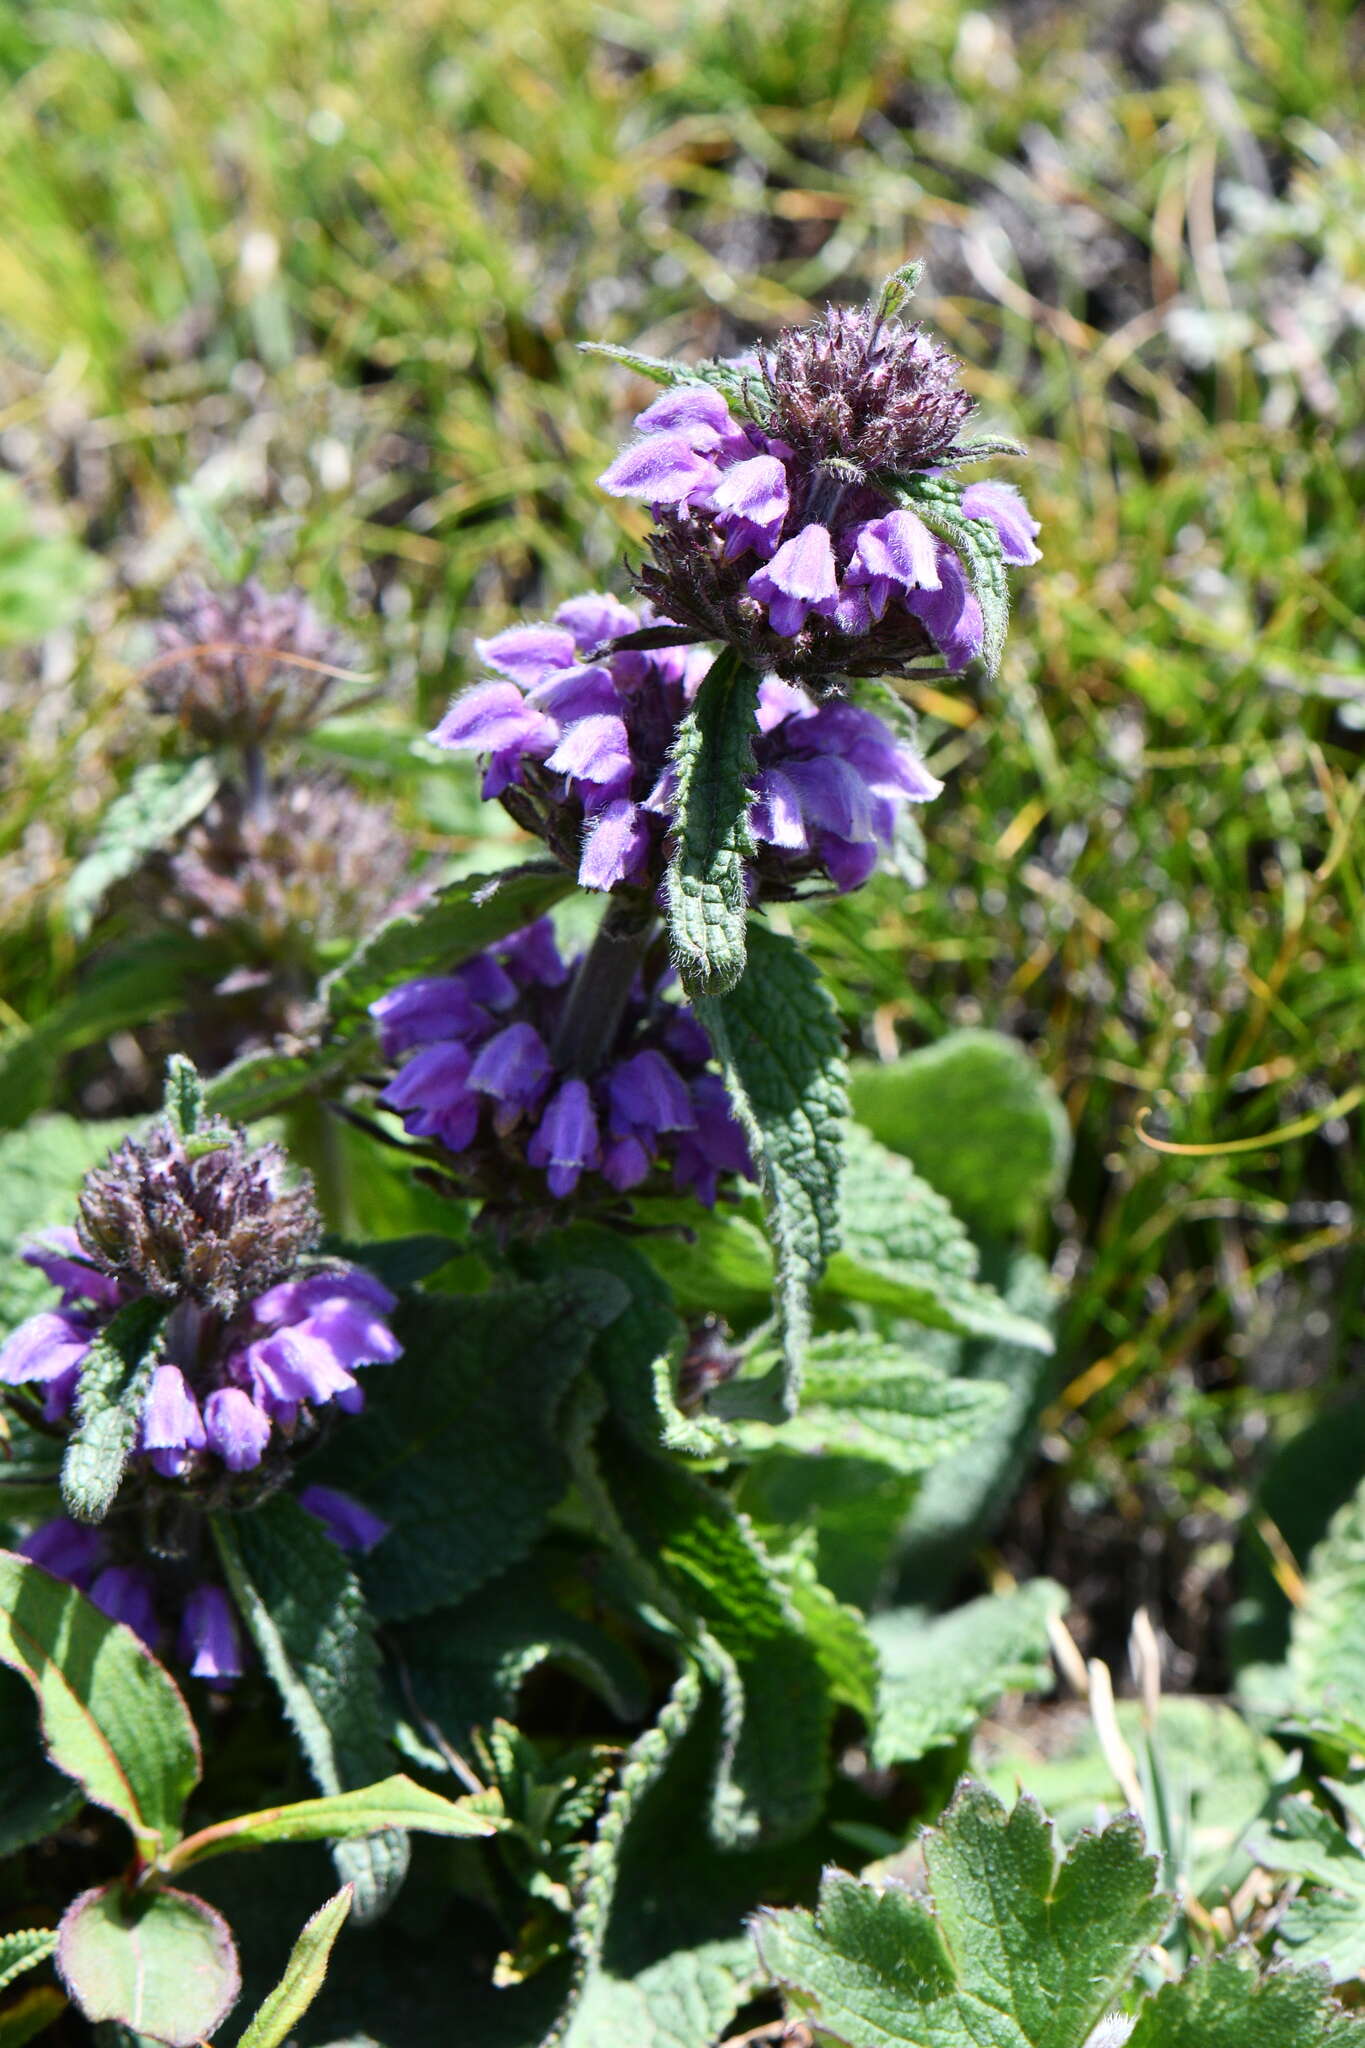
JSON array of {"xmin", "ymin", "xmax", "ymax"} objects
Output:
[
  {"xmin": 169, "ymin": 1774, "xmax": 496, "ymax": 1871},
  {"xmin": 56, "ymin": 1882, "xmax": 238, "ymax": 2047},
  {"xmin": 204, "ymin": 1039, "xmax": 364, "ymax": 1122},
  {"xmin": 756, "ymin": 1781, "xmax": 1170, "ymax": 2047},
  {"xmin": 849, "ymin": 1030, "xmax": 1070, "ymax": 1240},
  {"xmin": 64, "ymin": 756, "xmax": 221, "ymax": 941},
  {"xmin": 314, "ymin": 1276, "xmax": 625, "ymax": 1622},
  {"xmin": 0, "ymin": 1933, "xmax": 55, "ymax": 1998},
  {"xmin": 234, "ymin": 1886, "xmax": 352, "ymax": 2048},
  {"xmin": 1249, "ymin": 1797, "xmax": 1365, "ymax": 1982},
  {"xmin": 699, "ymin": 920, "xmax": 846, "ymax": 1394},
  {"xmin": 1127, "ymin": 1949, "xmax": 1365, "ymax": 2046},
  {"xmin": 665, "ymin": 648, "xmax": 760, "ymax": 998},
  {"xmin": 0, "ymin": 1551, "xmax": 199, "ymax": 1856},
  {"xmin": 60, "ymin": 1296, "xmax": 167, "ymax": 1524},
  {"xmin": 734, "ymin": 1334, "xmax": 1007, "ymax": 1474},
  {"xmin": 871, "ymin": 1582, "xmax": 1065, "ymax": 1768}
]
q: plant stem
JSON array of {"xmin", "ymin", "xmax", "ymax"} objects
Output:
[{"xmin": 551, "ymin": 894, "xmax": 659, "ymax": 1076}]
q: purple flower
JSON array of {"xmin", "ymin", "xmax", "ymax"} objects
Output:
[
  {"xmin": 89, "ymin": 1565, "xmax": 160, "ymax": 1650},
  {"xmin": 19, "ymin": 1515, "xmax": 107, "ymax": 1588},
  {"xmin": 141, "ymin": 1363, "xmax": 208, "ymax": 1479},
  {"xmin": 299, "ymin": 1484, "xmax": 390, "ymax": 1555},
  {"xmin": 180, "ymin": 1583, "xmax": 245, "ymax": 1683},
  {"xmin": 22, "ymin": 1228, "xmax": 124, "ymax": 1311},
  {"xmin": 432, "ymin": 592, "xmax": 938, "ymax": 900},
  {"xmin": 203, "ymin": 1386, "xmax": 272, "ymax": 1471},
  {"xmin": 372, "ymin": 922, "xmax": 753, "ymax": 1209},
  {"xmin": 592, "ymin": 278, "xmax": 1037, "ymax": 684}
]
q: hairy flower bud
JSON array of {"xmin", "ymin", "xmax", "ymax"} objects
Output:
[
  {"xmin": 148, "ymin": 577, "xmax": 354, "ymax": 746},
  {"xmin": 75, "ymin": 1117, "xmax": 321, "ymax": 1316}
]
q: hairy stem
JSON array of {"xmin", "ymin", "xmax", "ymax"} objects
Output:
[{"xmin": 551, "ymin": 894, "xmax": 659, "ymax": 1076}]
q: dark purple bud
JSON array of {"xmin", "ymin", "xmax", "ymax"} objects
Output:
[
  {"xmin": 298, "ymin": 1484, "xmax": 390, "ymax": 1555},
  {"xmin": 179, "ymin": 1583, "xmax": 245, "ymax": 1682},
  {"xmin": 89, "ymin": 1565, "xmax": 160, "ymax": 1650}
]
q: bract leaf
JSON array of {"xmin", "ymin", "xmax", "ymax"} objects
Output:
[{"xmin": 665, "ymin": 649, "xmax": 760, "ymax": 999}]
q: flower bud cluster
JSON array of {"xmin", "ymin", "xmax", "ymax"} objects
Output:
[
  {"xmin": 149, "ymin": 577, "xmax": 352, "ymax": 747},
  {"xmin": 373, "ymin": 920, "xmax": 752, "ymax": 1208},
  {"xmin": 432, "ymin": 593, "xmax": 939, "ymax": 896}
]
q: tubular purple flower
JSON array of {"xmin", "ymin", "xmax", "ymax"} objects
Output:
[
  {"xmin": 142, "ymin": 1363, "xmax": 208, "ymax": 1478},
  {"xmin": 747, "ymin": 524, "xmax": 840, "ymax": 636},
  {"xmin": 0, "ymin": 1310, "xmax": 94, "ymax": 1415},
  {"xmin": 89, "ymin": 1565, "xmax": 160, "ymax": 1649},
  {"xmin": 961, "ymin": 480, "xmax": 1042, "ymax": 564},
  {"xmin": 180, "ymin": 1583, "xmax": 245, "ymax": 1682},
  {"xmin": 528, "ymin": 1080, "xmax": 602, "ymax": 1198},
  {"xmin": 299, "ymin": 1484, "xmax": 390, "ymax": 1555},
  {"xmin": 203, "ymin": 1386, "xmax": 272, "ymax": 1471},
  {"xmin": 20, "ymin": 1516, "xmax": 107, "ymax": 1588}
]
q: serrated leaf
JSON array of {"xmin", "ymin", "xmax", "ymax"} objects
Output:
[
  {"xmin": 734, "ymin": 1334, "xmax": 1007, "ymax": 1474},
  {"xmin": 212, "ymin": 1499, "xmax": 401, "ymax": 1921},
  {"xmin": 203, "ymin": 1038, "xmax": 364, "ymax": 1122},
  {"xmin": 56, "ymin": 1882, "xmax": 239, "ymax": 2047},
  {"xmin": 1290, "ymin": 1478, "xmax": 1365, "ymax": 1739},
  {"xmin": 0, "ymin": 1933, "xmax": 55, "ymax": 1998},
  {"xmin": 664, "ymin": 649, "xmax": 760, "ymax": 998},
  {"xmin": 60, "ymin": 1296, "xmax": 167, "ymax": 1523},
  {"xmin": 886, "ymin": 472, "xmax": 1011, "ymax": 674},
  {"xmin": 578, "ymin": 340, "xmax": 698, "ymax": 387},
  {"xmin": 1127, "ymin": 1949, "xmax": 1365, "ymax": 2046},
  {"xmin": 234, "ymin": 1885, "xmax": 352, "ymax": 2048},
  {"xmin": 756, "ymin": 1780, "xmax": 1170, "ymax": 2048},
  {"xmin": 870, "ymin": 1581, "xmax": 1065, "ymax": 1768},
  {"xmin": 0, "ymin": 1550, "xmax": 200, "ymax": 1856},
  {"xmin": 168, "ymin": 1774, "xmax": 496, "ymax": 1870},
  {"xmin": 64, "ymin": 756, "xmax": 221, "ymax": 941},
  {"xmin": 323, "ymin": 861, "xmax": 575, "ymax": 1029},
  {"xmin": 830, "ymin": 1126, "xmax": 1052, "ymax": 1352},
  {"xmin": 849, "ymin": 1031, "xmax": 1071, "ymax": 1241},
  {"xmin": 698, "ymin": 920, "xmax": 846, "ymax": 1395},
  {"xmin": 311, "ymin": 1275, "xmax": 624, "ymax": 1622},
  {"xmin": 592, "ymin": 1420, "xmax": 833, "ymax": 1847}
]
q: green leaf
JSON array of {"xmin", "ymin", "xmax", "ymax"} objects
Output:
[
  {"xmin": 212, "ymin": 1500, "xmax": 401, "ymax": 1921},
  {"xmin": 829, "ymin": 1126, "xmax": 1053, "ymax": 1351},
  {"xmin": 556, "ymin": 1669, "xmax": 820, "ymax": 2048},
  {"xmin": 313, "ymin": 1276, "xmax": 625, "ymax": 1621},
  {"xmin": 698, "ymin": 920, "xmax": 847, "ymax": 1393},
  {"xmin": 0, "ymin": 1667, "xmax": 82, "ymax": 1855},
  {"xmin": 56, "ymin": 1882, "xmax": 239, "ymax": 2047},
  {"xmin": 733, "ymin": 1334, "xmax": 1007, "ymax": 1474},
  {"xmin": 870, "ymin": 1582, "xmax": 1065, "ymax": 1768},
  {"xmin": 592, "ymin": 1420, "xmax": 833, "ymax": 1847},
  {"xmin": 755, "ymin": 1780, "xmax": 1170, "ymax": 2048},
  {"xmin": 168, "ymin": 1774, "xmax": 496, "ymax": 1872},
  {"xmin": 1247, "ymin": 1797, "xmax": 1365, "ymax": 1982},
  {"xmin": 886, "ymin": 472, "xmax": 1011, "ymax": 674},
  {"xmin": 0, "ymin": 1116, "xmax": 134, "ymax": 1340},
  {"xmin": 0, "ymin": 1933, "xmax": 55, "ymax": 1998},
  {"xmin": 323, "ymin": 860, "xmax": 576, "ymax": 1029},
  {"xmin": 1290, "ymin": 1478, "xmax": 1365, "ymax": 1739},
  {"xmin": 1127, "ymin": 1949, "xmax": 1365, "ymax": 2046},
  {"xmin": 849, "ymin": 1031, "xmax": 1071, "ymax": 1240},
  {"xmin": 64, "ymin": 757, "xmax": 221, "ymax": 941},
  {"xmin": 203, "ymin": 1038, "xmax": 362, "ymax": 1122},
  {"xmin": 0, "ymin": 477, "xmax": 101, "ymax": 645},
  {"xmin": 577, "ymin": 340, "xmax": 697, "ymax": 387},
  {"xmin": 234, "ymin": 1886, "xmax": 352, "ymax": 2048},
  {"xmin": 393, "ymin": 1553, "xmax": 649, "ymax": 1759},
  {"xmin": 60, "ymin": 1296, "xmax": 168, "ymax": 1524},
  {"xmin": 0, "ymin": 1550, "xmax": 200, "ymax": 1857},
  {"xmin": 664, "ymin": 648, "xmax": 760, "ymax": 999}
]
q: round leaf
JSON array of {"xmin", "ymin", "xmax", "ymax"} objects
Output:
[{"xmin": 56, "ymin": 1882, "xmax": 240, "ymax": 2047}]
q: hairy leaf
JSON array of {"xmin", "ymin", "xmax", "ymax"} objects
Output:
[
  {"xmin": 699, "ymin": 920, "xmax": 846, "ymax": 1393},
  {"xmin": 1127, "ymin": 1949, "xmax": 1365, "ymax": 2046},
  {"xmin": 0, "ymin": 1933, "xmax": 55, "ymax": 1999},
  {"xmin": 314, "ymin": 1275, "xmax": 624, "ymax": 1621},
  {"xmin": 0, "ymin": 1550, "xmax": 199, "ymax": 1856},
  {"xmin": 871, "ymin": 1582, "xmax": 1065, "ymax": 1768},
  {"xmin": 1248, "ymin": 1797, "xmax": 1365, "ymax": 1982},
  {"xmin": 204, "ymin": 1039, "xmax": 364, "ymax": 1122},
  {"xmin": 213, "ymin": 1500, "xmax": 401, "ymax": 1920},
  {"xmin": 756, "ymin": 1781, "xmax": 1170, "ymax": 2047},
  {"xmin": 56, "ymin": 1883, "xmax": 238, "ymax": 2047},
  {"xmin": 60, "ymin": 1296, "xmax": 167, "ymax": 1523},
  {"xmin": 734, "ymin": 1334, "xmax": 1007, "ymax": 1474},
  {"xmin": 849, "ymin": 1030, "xmax": 1070, "ymax": 1240},
  {"xmin": 830, "ymin": 1126, "xmax": 1052, "ymax": 1352},
  {"xmin": 887, "ymin": 472, "xmax": 1011, "ymax": 674},
  {"xmin": 665, "ymin": 648, "xmax": 760, "ymax": 998},
  {"xmin": 169, "ymin": 1774, "xmax": 496, "ymax": 1870},
  {"xmin": 234, "ymin": 1886, "xmax": 352, "ymax": 2048},
  {"xmin": 323, "ymin": 860, "xmax": 576, "ymax": 1028},
  {"xmin": 64, "ymin": 756, "xmax": 221, "ymax": 941}
]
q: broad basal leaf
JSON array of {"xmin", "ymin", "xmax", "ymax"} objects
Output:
[
  {"xmin": 755, "ymin": 1780, "xmax": 1170, "ymax": 2048},
  {"xmin": 664, "ymin": 648, "xmax": 760, "ymax": 999},
  {"xmin": 829, "ymin": 1126, "xmax": 1052, "ymax": 1352},
  {"xmin": 870, "ymin": 1582, "xmax": 1065, "ymax": 1768},
  {"xmin": 699, "ymin": 919, "xmax": 846, "ymax": 1394},
  {"xmin": 56, "ymin": 1883, "xmax": 238, "ymax": 2048},
  {"xmin": 60, "ymin": 1296, "xmax": 168, "ymax": 1523},
  {"xmin": 733, "ymin": 1334, "xmax": 1007, "ymax": 1475},
  {"xmin": 849, "ymin": 1030, "xmax": 1070, "ymax": 1241},
  {"xmin": 0, "ymin": 1551, "xmax": 200, "ymax": 1857},
  {"xmin": 1127, "ymin": 1949, "xmax": 1365, "ymax": 2046},
  {"xmin": 314, "ymin": 1275, "xmax": 625, "ymax": 1621},
  {"xmin": 64, "ymin": 756, "xmax": 221, "ymax": 941},
  {"xmin": 234, "ymin": 1886, "xmax": 353, "ymax": 2048}
]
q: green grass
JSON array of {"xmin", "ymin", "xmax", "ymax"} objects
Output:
[{"xmin": 0, "ymin": 0, "xmax": 1362, "ymax": 1645}]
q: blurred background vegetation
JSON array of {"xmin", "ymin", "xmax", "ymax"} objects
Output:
[{"xmin": 0, "ymin": 0, "xmax": 1361, "ymax": 1683}]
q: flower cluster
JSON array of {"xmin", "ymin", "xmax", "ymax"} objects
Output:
[
  {"xmin": 148, "ymin": 577, "xmax": 354, "ymax": 746},
  {"xmin": 596, "ymin": 290, "xmax": 1039, "ymax": 684},
  {"xmin": 0, "ymin": 1118, "xmax": 401, "ymax": 1479},
  {"xmin": 431, "ymin": 593, "xmax": 939, "ymax": 895},
  {"xmin": 374, "ymin": 920, "xmax": 752, "ymax": 1207}
]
